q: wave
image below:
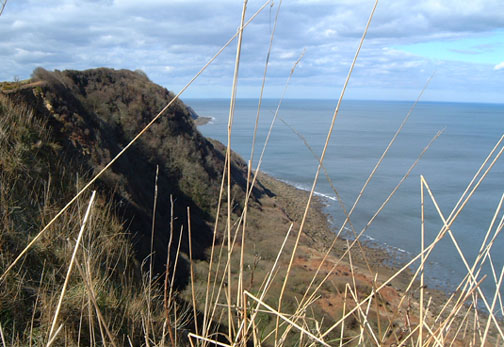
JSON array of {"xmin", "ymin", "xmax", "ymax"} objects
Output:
[
  {"xmin": 201, "ymin": 115, "xmax": 216, "ymax": 124},
  {"xmin": 374, "ymin": 239, "xmax": 410, "ymax": 256},
  {"xmin": 362, "ymin": 234, "xmax": 375, "ymax": 241},
  {"xmin": 275, "ymin": 178, "xmax": 338, "ymax": 202},
  {"xmin": 341, "ymin": 230, "xmax": 410, "ymax": 257},
  {"xmin": 271, "ymin": 176, "xmax": 413, "ymax": 259},
  {"xmin": 314, "ymin": 191, "xmax": 338, "ymax": 202}
]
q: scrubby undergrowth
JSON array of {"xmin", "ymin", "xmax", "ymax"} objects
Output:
[{"xmin": 0, "ymin": 94, "xmax": 175, "ymax": 345}]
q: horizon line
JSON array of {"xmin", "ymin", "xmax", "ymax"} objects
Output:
[{"xmin": 182, "ymin": 97, "xmax": 504, "ymax": 106}]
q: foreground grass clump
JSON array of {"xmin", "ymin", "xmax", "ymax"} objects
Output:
[{"xmin": 0, "ymin": 95, "xmax": 190, "ymax": 346}]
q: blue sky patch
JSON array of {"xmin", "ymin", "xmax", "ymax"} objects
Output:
[{"xmin": 394, "ymin": 30, "xmax": 504, "ymax": 65}]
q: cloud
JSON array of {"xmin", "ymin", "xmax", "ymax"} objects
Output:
[
  {"xmin": 494, "ymin": 62, "xmax": 504, "ymax": 70},
  {"xmin": 163, "ymin": 65, "xmax": 175, "ymax": 73},
  {"xmin": 0, "ymin": 0, "xmax": 503, "ymax": 102}
]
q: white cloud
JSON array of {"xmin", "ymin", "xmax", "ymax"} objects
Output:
[
  {"xmin": 0, "ymin": 0, "xmax": 503, "ymax": 101},
  {"xmin": 323, "ymin": 29, "xmax": 336, "ymax": 37},
  {"xmin": 494, "ymin": 62, "xmax": 504, "ymax": 70}
]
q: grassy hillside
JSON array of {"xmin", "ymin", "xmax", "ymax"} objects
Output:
[
  {"xmin": 0, "ymin": 68, "xmax": 268, "ymax": 345},
  {"xmin": 0, "ymin": 91, "xmax": 163, "ymax": 345}
]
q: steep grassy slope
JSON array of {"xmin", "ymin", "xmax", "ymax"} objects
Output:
[
  {"xmin": 0, "ymin": 68, "xmax": 272, "ymax": 344},
  {"xmin": 0, "ymin": 92, "xmax": 158, "ymax": 345},
  {"xmin": 7, "ymin": 68, "xmax": 269, "ymax": 269},
  {"xmin": 0, "ymin": 68, "xmax": 349, "ymax": 345}
]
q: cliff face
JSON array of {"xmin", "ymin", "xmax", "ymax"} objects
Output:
[{"xmin": 5, "ymin": 67, "xmax": 265, "ymax": 272}]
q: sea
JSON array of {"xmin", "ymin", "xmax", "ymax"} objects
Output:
[{"xmin": 187, "ymin": 98, "xmax": 504, "ymax": 300}]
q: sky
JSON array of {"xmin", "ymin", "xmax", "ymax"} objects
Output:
[{"xmin": 1, "ymin": 0, "xmax": 503, "ymax": 103}]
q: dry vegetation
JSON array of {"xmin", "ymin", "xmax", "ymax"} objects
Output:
[{"xmin": 1, "ymin": 0, "xmax": 503, "ymax": 346}]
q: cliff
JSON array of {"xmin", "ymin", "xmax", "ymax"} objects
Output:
[
  {"xmin": 0, "ymin": 68, "xmax": 277, "ymax": 344},
  {"xmin": 4, "ymin": 68, "xmax": 270, "ymax": 270}
]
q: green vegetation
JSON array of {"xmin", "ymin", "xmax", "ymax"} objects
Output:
[
  {"xmin": 0, "ymin": 68, "xmax": 261, "ymax": 345},
  {"xmin": 0, "ymin": 94, "xmax": 177, "ymax": 345}
]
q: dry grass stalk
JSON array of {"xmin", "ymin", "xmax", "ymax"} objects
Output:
[
  {"xmin": 0, "ymin": 0, "xmax": 7, "ymax": 17},
  {"xmin": 420, "ymin": 173, "xmax": 426, "ymax": 345},
  {"xmin": 146, "ymin": 165, "xmax": 159, "ymax": 344},
  {"xmin": 244, "ymin": 291, "xmax": 331, "ymax": 347},
  {"xmin": 224, "ymin": 1, "xmax": 248, "ymax": 339},
  {"xmin": 187, "ymin": 207, "xmax": 199, "ymax": 337},
  {"xmin": 482, "ymin": 266, "xmax": 504, "ymax": 343},
  {"xmin": 248, "ymin": 0, "xmax": 283, "ymax": 167},
  {"xmin": 346, "ymin": 283, "xmax": 379, "ymax": 345},
  {"xmin": 234, "ymin": 224, "xmax": 293, "ymax": 343},
  {"xmin": 398, "ymin": 136, "xmax": 504, "ymax": 319},
  {"xmin": 188, "ymin": 332, "xmax": 233, "ymax": 347},
  {"xmin": 201, "ymin": 1, "xmax": 282, "ymax": 336},
  {"xmin": 48, "ymin": 191, "xmax": 96, "ymax": 342},
  {"xmin": 45, "ymin": 324, "xmax": 63, "ymax": 347},
  {"xmin": 237, "ymin": 6, "xmax": 285, "ymax": 317},
  {"xmin": 202, "ymin": 155, "xmax": 228, "ymax": 340},
  {"xmin": 163, "ymin": 195, "xmax": 176, "ymax": 347},
  {"xmin": 274, "ymin": 2, "xmax": 379, "ymax": 343},
  {"xmin": 429, "ymin": 276, "xmax": 487, "ymax": 345},
  {"xmin": 75, "ymin": 256, "xmax": 116, "ymax": 346},
  {"xmin": 237, "ymin": 159, "xmax": 252, "ymax": 341},
  {"xmin": 0, "ymin": 322, "xmax": 5, "ymax": 347},
  {"xmin": 421, "ymin": 175, "xmax": 504, "ymax": 339}
]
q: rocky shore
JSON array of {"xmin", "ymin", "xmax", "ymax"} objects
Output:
[{"xmin": 241, "ymin": 172, "xmax": 455, "ymax": 343}]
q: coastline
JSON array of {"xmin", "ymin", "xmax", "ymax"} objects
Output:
[
  {"xmin": 2, "ymin": 70, "xmax": 497, "ymax": 344},
  {"xmin": 193, "ymin": 116, "xmax": 213, "ymax": 126},
  {"xmin": 195, "ymin": 128, "xmax": 476, "ymax": 343},
  {"xmin": 253, "ymin": 172, "xmax": 453, "ymax": 334},
  {"xmin": 186, "ymin": 166, "xmax": 461, "ymax": 344},
  {"xmin": 257, "ymin": 172, "xmax": 413, "ymax": 281}
]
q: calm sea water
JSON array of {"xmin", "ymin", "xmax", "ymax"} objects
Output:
[{"xmin": 188, "ymin": 98, "xmax": 504, "ymax": 297}]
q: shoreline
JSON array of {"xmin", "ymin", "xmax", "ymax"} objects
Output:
[
  {"xmin": 193, "ymin": 116, "xmax": 214, "ymax": 126},
  {"xmin": 257, "ymin": 172, "xmax": 413, "ymax": 282},
  {"xmin": 199, "ymin": 130, "xmax": 455, "ymax": 329},
  {"xmin": 266, "ymin": 173, "xmax": 415, "ymax": 269},
  {"xmin": 274, "ymin": 174, "xmax": 459, "ymax": 298},
  {"xmin": 255, "ymin": 172, "xmax": 452, "ymax": 321}
]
